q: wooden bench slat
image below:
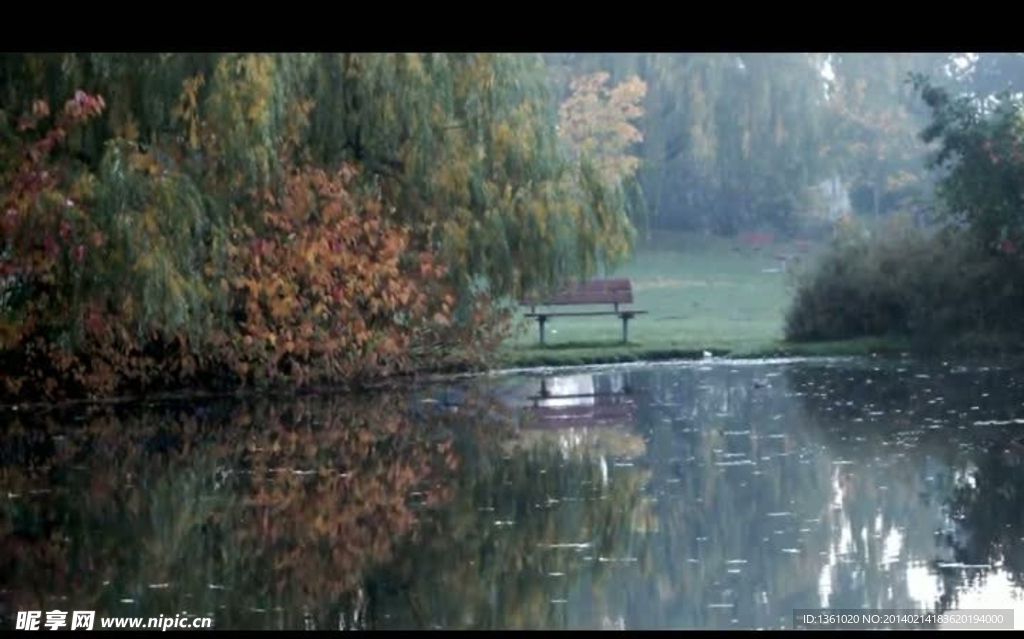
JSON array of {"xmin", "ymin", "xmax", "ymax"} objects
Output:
[
  {"xmin": 546, "ymin": 293, "xmax": 632, "ymax": 305},
  {"xmin": 523, "ymin": 311, "xmax": 648, "ymax": 318},
  {"xmin": 525, "ymin": 292, "xmax": 632, "ymax": 305},
  {"xmin": 520, "ymin": 277, "xmax": 646, "ymax": 344},
  {"xmin": 521, "ymin": 277, "xmax": 634, "ymax": 306}
]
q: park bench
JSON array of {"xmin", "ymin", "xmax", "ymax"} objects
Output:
[{"xmin": 521, "ymin": 278, "xmax": 647, "ymax": 345}]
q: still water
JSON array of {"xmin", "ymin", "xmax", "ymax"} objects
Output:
[{"xmin": 2, "ymin": 357, "xmax": 1023, "ymax": 630}]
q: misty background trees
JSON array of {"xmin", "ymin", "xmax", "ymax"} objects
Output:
[{"xmin": 545, "ymin": 52, "xmax": 1024, "ymax": 238}]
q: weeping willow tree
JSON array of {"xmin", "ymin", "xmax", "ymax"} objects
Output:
[
  {"xmin": 0, "ymin": 53, "xmax": 289, "ymax": 342},
  {"xmin": 3, "ymin": 52, "xmax": 633, "ymax": 297},
  {"xmin": 303, "ymin": 52, "xmax": 635, "ymax": 297},
  {"xmin": 0, "ymin": 53, "xmax": 634, "ymax": 397}
]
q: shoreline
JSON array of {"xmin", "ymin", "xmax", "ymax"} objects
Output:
[
  {"xmin": 4, "ymin": 334, "xmax": 1024, "ymax": 412},
  {"xmin": 0, "ymin": 336, "xmax": 919, "ymax": 413}
]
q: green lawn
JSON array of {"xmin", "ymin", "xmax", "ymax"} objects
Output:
[{"xmin": 498, "ymin": 232, "xmax": 904, "ymax": 367}]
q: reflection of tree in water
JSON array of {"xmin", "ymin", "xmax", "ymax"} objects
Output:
[
  {"xmin": 367, "ymin": 365, "xmax": 843, "ymax": 629},
  {"xmin": 0, "ymin": 391, "xmax": 504, "ymax": 630},
  {"xmin": 3, "ymin": 360, "xmax": 1021, "ymax": 630},
  {"xmin": 620, "ymin": 365, "xmax": 835, "ymax": 629},
  {"xmin": 784, "ymin": 360, "xmax": 1024, "ymax": 619},
  {"xmin": 938, "ymin": 442, "xmax": 1024, "ymax": 609},
  {"xmin": 365, "ymin": 374, "xmax": 654, "ymax": 629},
  {"xmin": 368, "ymin": 445, "xmax": 654, "ymax": 629}
]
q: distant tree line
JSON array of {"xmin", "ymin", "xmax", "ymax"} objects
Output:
[{"xmin": 545, "ymin": 53, "xmax": 1024, "ymax": 238}]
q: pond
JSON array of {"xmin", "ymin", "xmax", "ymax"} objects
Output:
[{"xmin": 2, "ymin": 357, "xmax": 1023, "ymax": 630}]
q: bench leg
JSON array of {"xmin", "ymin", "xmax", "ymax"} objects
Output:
[
  {"xmin": 538, "ymin": 316, "xmax": 547, "ymax": 345},
  {"xmin": 622, "ymin": 316, "xmax": 629, "ymax": 343}
]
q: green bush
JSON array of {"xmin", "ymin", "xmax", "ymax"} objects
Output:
[{"xmin": 785, "ymin": 214, "xmax": 1024, "ymax": 352}]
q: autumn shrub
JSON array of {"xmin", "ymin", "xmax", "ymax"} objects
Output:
[
  {"xmin": 785, "ymin": 214, "xmax": 1024, "ymax": 351},
  {"xmin": 0, "ymin": 93, "xmax": 514, "ymax": 403},
  {"xmin": 205, "ymin": 163, "xmax": 450, "ymax": 386}
]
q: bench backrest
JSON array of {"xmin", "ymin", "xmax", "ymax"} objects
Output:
[{"xmin": 523, "ymin": 278, "xmax": 633, "ymax": 306}]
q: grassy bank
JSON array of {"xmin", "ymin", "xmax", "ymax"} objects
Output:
[
  {"xmin": 498, "ymin": 225, "xmax": 1024, "ymax": 370},
  {"xmin": 499, "ymin": 336, "xmax": 913, "ymax": 369},
  {"xmin": 498, "ymin": 231, "xmax": 889, "ymax": 368}
]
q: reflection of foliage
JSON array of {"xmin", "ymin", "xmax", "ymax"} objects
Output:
[
  {"xmin": 366, "ymin": 435, "xmax": 655, "ymax": 629},
  {"xmin": 502, "ymin": 426, "xmax": 647, "ymax": 459},
  {"xmin": 785, "ymin": 361, "xmax": 1024, "ymax": 616},
  {"xmin": 622, "ymin": 365, "xmax": 836, "ymax": 628},
  {"xmin": 369, "ymin": 364, "xmax": 1024, "ymax": 629},
  {"xmin": 372, "ymin": 366, "xmax": 840, "ymax": 629},
  {"xmin": 4, "ymin": 363, "xmax": 1023, "ymax": 630},
  {"xmin": 0, "ymin": 391, "xmax": 507, "ymax": 630},
  {"xmin": 939, "ymin": 444, "xmax": 1024, "ymax": 607}
]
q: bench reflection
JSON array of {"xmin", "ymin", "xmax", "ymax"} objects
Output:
[{"xmin": 517, "ymin": 373, "xmax": 637, "ymax": 431}]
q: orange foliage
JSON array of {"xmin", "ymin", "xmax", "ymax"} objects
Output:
[
  {"xmin": 207, "ymin": 161, "xmax": 457, "ymax": 387},
  {"xmin": 0, "ymin": 91, "xmax": 511, "ymax": 403},
  {"xmin": 558, "ymin": 72, "xmax": 647, "ymax": 186}
]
